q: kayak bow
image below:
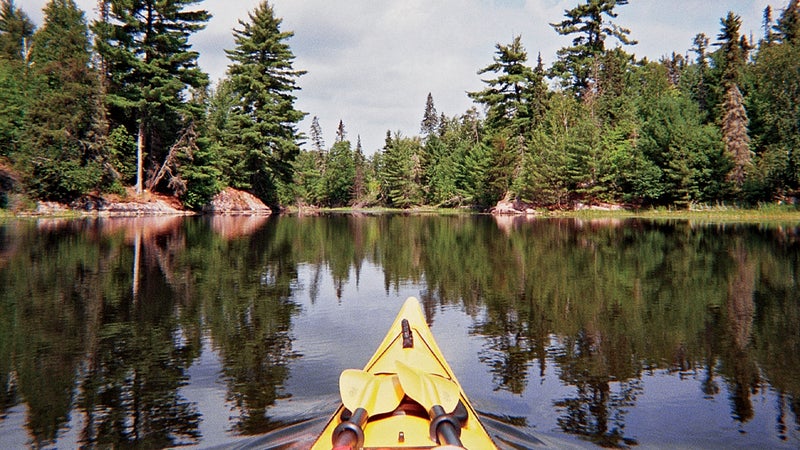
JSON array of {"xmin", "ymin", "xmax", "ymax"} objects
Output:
[{"xmin": 311, "ymin": 297, "xmax": 497, "ymax": 449}]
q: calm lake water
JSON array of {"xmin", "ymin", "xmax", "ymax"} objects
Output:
[{"xmin": 0, "ymin": 214, "xmax": 798, "ymax": 449}]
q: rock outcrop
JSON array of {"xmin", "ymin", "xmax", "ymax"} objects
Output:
[
  {"xmin": 490, "ymin": 197, "xmax": 539, "ymax": 215},
  {"xmin": 202, "ymin": 187, "xmax": 272, "ymax": 215}
]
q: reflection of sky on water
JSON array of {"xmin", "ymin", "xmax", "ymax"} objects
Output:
[{"xmin": 180, "ymin": 337, "xmax": 231, "ymax": 448}]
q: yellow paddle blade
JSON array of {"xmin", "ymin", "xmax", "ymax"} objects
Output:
[
  {"xmin": 396, "ymin": 360, "xmax": 460, "ymax": 413},
  {"xmin": 339, "ymin": 369, "xmax": 403, "ymax": 416}
]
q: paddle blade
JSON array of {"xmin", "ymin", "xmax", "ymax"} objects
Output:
[
  {"xmin": 396, "ymin": 360, "xmax": 460, "ymax": 413},
  {"xmin": 339, "ymin": 369, "xmax": 403, "ymax": 416}
]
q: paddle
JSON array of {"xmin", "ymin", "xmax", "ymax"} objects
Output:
[
  {"xmin": 396, "ymin": 360, "xmax": 464, "ymax": 447},
  {"xmin": 332, "ymin": 369, "xmax": 403, "ymax": 449}
]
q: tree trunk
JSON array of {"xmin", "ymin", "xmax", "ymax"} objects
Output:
[{"xmin": 136, "ymin": 120, "xmax": 144, "ymax": 194}]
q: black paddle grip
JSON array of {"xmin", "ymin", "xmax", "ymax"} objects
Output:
[
  {"xmin": 332, "ymin": 407, "xmax": 366, "ymax": 448},
  {"xmin": 429, "ymin": 404, "xmax": 463, "ymax": 446}
]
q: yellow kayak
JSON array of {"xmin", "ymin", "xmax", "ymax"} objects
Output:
[{"xmin": 311, "ymin": 297, "xmax": 497, "ymax": 449}]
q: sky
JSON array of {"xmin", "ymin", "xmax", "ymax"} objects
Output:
[{"xmin": 24, "ymin": 0, "xmax": 783, "ymax": 154}]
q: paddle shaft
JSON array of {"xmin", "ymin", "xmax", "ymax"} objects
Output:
[{"xmin": 436, "ymin": 421, "xmax": 463, "ymax": 447}]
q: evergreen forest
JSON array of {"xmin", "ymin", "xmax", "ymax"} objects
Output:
[{"xmin": 2, "ymin": 0, "xmax": 800, "ymax": 212}]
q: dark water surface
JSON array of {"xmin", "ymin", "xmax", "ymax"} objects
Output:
[{"xmin": 0, "ymin": 214, "xmax": 798, "ymax": 449}]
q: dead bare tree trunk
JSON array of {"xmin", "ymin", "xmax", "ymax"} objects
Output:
[{"xmin": 146, "ymin": 123, "xmax": 197, "ymax": 195}]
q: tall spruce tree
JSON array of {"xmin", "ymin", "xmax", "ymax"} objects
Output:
[
  {"xmin": 351, "ymin": 135, "xmax": 369, "ymax": 205},
  {"xmin": 93, "ymin": 0, "xmax": 210, "ymax": 195},
  {"xmin": 335, "ymin": 120, "xmax": 346, "ymax": 143},
  {"xmin": 310, "ymin": 116, "xmax": 325, "ymax": 152},
  {"xmin": 420, "ymin": 93, "xmax": 439, "ymax": 138},
  {"xmin": 223, "ymin": 0, "xmax": 306, "ymax": 207},
  {"xmin": 686, "ymin": 33, "xmax": 712, "ymax": 120}
]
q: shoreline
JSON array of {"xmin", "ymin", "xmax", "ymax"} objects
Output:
[{"xmin": 3, "ymin": 199, "xmax": 800, "ymax": 224}]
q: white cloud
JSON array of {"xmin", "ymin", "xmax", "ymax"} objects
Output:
[{"xmin": 23, "ymin": 0, "xmax": 783, "ymax": 154}]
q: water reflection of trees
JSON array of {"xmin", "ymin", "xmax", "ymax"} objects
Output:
[
  {"xmin": 200, "ymin": 221, "xmax": 301, "ymax": 434},
  {"xmin": 0, "ymin": 219, "xmax": 209, "ymax": 447},
  {"xmin": 2, "ymin": 216, "xmax": 800, "ymax": 446},
  {"xmin": 552, "ymin": 330, "xmax": 642, "ymax": 448}
]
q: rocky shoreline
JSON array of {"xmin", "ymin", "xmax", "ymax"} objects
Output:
[{"xmin": 20, "ymin": 187, "xmax": 272, "ymax": 217}]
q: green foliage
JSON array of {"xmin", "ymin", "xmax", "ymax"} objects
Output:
[
  {"xmin": 775, "ymin": 0, "xmax": 800, "ymax": 44},
  {"xmin": 457, "ymin": 140, "xmax": 496, "ymax": 208},
  {"xmin": 0, "ymin": 55, "xmax": 26, "ymax": 157},
  {"xmin": 322, "ymin": 140, "xmax": 355, "ymax": 207},
  {"xmin": 105, "ymin": 126, "xmax": 136, "ymax": 184},
  {"xmin": 180, "ymin": 138, "xmax": 222, "ymax": 210},
  {"xmin": 25, "ymin": 157, "xmax": 103, "ymax": 202},
  {"xmin": 16, "ymin": 0, "xmax": 106, "ymax": 201},
  {"xmin": 0, "ymin": 0, "xmax": 33, "ymax": 158},
  {"xmin": 638, "ymin": 89, "xmax": 730, "ymax": 205},
  {"xmin": 290, "ymin": 150, "xmax": 324, "ymax": 205},
  {"xmin": 378, "ymin": 133, "xmax": 424, "ymax": 208},
  {"xmin": 422, "ymin": 136, "xmax": 458, "ymax": 205},
  {"xmin": 746, "ymin": 32, "xmax": 800, "ymax": 197}
]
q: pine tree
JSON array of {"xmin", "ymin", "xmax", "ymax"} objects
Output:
[
  {"xmin": 763, "ymin": 6, "xmax": 775, "ymax": 44},
  {"xmin": 717, "ymin": 12, "xmax": 748, "ymax": 86},
  {"xmin": 93, "ymin": 0, "xmax": 210, "ymax": 195},
  {"xmin": 468, "ymin": 36, "xmax": 545, "ymax": 202},
  {"xmin": 686, "ymin": 33, "xmax": 712, "ymax": 119},
  {"xmin": 721, "ymin": 85, "xmax": 751, "ymax": 187},
  {"xmin": 223, "ymin": 1, "xmax": 306, "ymax": 207},
  {"xmin": 469, "ymin": 36, "xmax": 537, "ymax": 133},
  {"xmin": 550, "ymin": 0, "xmax": 636, "ymax": 96}
]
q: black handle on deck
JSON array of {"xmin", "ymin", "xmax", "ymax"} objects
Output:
[
  {"xmin": 401, "ymin": 318, "xmax": 414, "ymax": 348},
  {"xmin": 429, "ymin": 404, "xmax": 463, "ymax": 447}
]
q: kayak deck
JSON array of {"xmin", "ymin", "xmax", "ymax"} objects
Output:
[{"xmin": 311, "ymin": 297, "xmax": 496, "ymax": 449}]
